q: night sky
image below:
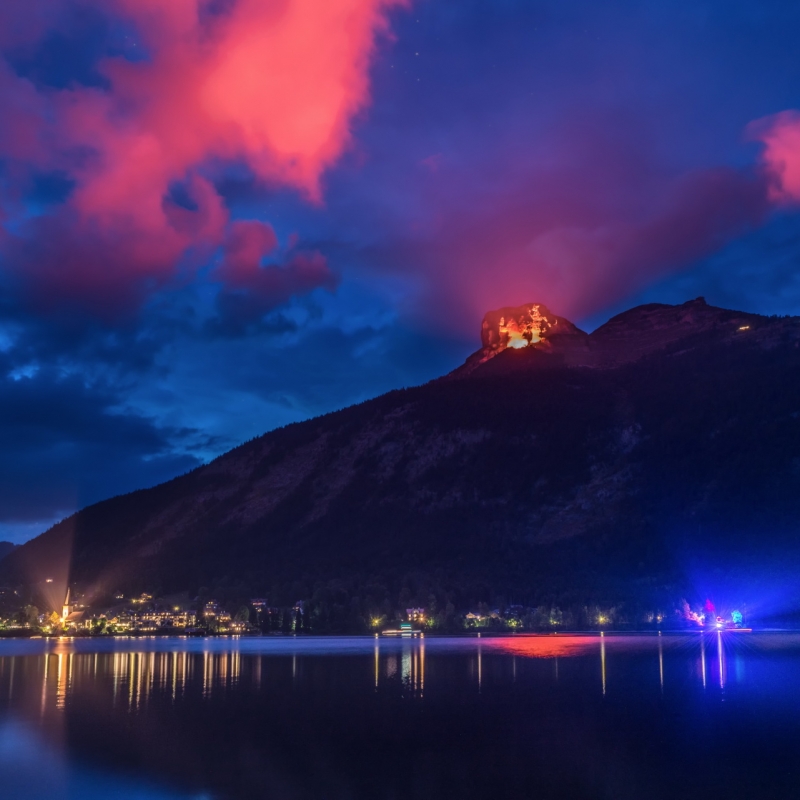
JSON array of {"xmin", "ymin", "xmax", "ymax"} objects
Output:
[{"xmin": 2, "ymin": 0, "xmax": 800, "ymax": 543}]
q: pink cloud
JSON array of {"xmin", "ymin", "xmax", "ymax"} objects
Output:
[
  {"xmin": 406, "ymin": 161, "xmax": 770, "ymax": 333},
  {"xmin": 218, "ymin": 221, "xmax": 280, "ymax": 284},
  {"xmin": 209, "ymin": 218, "xmax": 339, "ymax": 332},
  {"xmin": 748, "ymin": 110, "xmax": 800, "ymax": 203},
  {"xmin": 2, "ymin": 173, "xmax": 229, "ymax": 321},
  {"xmin": 380, "ymin": 103, "xmax": 800, "ymax": 337},
  {"xmin": 213, "ymin": 247, "xmax": 339, "ymax": 334},
  {"xmin": 0, "ymin": 0, "xmax": 407, "ymax": 313},
  {"xmin": 217, "ymin": 221, "xmax": 337, "ymax": 299}
]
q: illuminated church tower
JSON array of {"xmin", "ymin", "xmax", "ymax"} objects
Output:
[{"xmin": 62, "ymin": 588, "xmax": 72, "ymax": 623}]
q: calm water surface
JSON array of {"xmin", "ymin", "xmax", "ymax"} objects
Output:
[{"xmin": 0, "ymin": 632, "xmax": 798, "ymax": 799}]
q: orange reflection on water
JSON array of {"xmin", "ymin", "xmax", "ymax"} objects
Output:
[
  {"xmin": 484, "ymin": 635, "xmax": 602, "ymax": 659},
  {"xmin": 30, "ymin": 644, "xmax": 242, "ymax": 713}
]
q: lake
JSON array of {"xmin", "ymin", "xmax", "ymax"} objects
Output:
[{"xmin": 0, "ymin": 632, "xmax": 798, "ymax": 799}]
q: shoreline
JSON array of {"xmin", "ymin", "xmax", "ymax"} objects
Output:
[{"xmin": 0, "ymin": 627, "xmax": 790, "ymax": 641}]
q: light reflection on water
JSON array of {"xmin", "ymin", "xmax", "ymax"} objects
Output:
[
  {"xmin": 0, "ymin": 633, "xmax": 798, "ymax": 799},
  {"xmin": 12, "ymin": 634, "xmax": 756, "ymax": 710},
  {"xmin": 0, "ymin": 634, "xmax": 776, "ymax": 713}
]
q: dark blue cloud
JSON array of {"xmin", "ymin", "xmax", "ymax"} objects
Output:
[
  {"xmin": 3, "ymin": 4, "xmax": 145, "ymax": 90},
  {"xmin": 0, "ymin": 367, "xmax": 202, "ymax": 542}
]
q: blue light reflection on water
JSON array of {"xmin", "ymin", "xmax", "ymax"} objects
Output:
[
  {"xmin": 0, "ymin": 633, "xmax": 799, "ymax": 799},
  {"xmin": 0, "ymin": 717, "xmax": 207, "ymax": 800}
]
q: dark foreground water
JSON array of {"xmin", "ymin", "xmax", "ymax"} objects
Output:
[{"xmin": 0, "ymin": 633, "xmax": 798, "ymax": 799}]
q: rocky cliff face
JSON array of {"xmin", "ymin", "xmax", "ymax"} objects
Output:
[
  {"xmin": 480, "ymin": 303, "xmax": 585, "ymax": 350},
  {"xmin": 5, "ymin": 298, "xmax": 800, "ymax": 611},
  {"xmin": 460, "ymin": 303, "xmax": 589, "ymax": 374}
]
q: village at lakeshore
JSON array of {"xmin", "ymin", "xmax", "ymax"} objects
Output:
[{"xmin": 0, "ymin": 583, "xmax": 753, "ymax": 638}]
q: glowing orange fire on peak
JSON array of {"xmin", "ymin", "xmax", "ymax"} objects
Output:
[
  {"xmin": 496, "ymin": 304, "xmax": 555, "ymax": 349},
  {"xmin": 481, "ymin": 302, "xmax": 571, "ymax": 351}
]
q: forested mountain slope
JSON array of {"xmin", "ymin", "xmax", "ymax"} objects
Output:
[{"xmin": 6, "ymin": 298, "xmax": 800, "ymax": 614}]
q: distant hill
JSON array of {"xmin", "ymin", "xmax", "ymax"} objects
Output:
[
  {"xmin": 0, "ymin": 542, "xmax": 15, "ymax": 562},
  {"xmin": 5, "ymin": 298, "xmax": 800, "ymax": 622}
]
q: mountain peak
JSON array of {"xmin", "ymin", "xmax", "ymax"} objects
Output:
[
  {"xmin": 458, "ymin": 298, "xmax": 799, "ymax": 378},
  {"xmin": 590, "ymin": 297, "xmax": 762, "ymax": 359},
  {"xmin": 480, "ymin": 303, "xmax": 584, "ymax": 351},
  {"xmin": 454, "ymin": 303, "xmax": 588, "ymax": 375}
]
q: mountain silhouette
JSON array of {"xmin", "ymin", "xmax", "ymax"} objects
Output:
[{"xmin": 5, "ymin": 298, "xmax": 800, "ymax": 619}]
